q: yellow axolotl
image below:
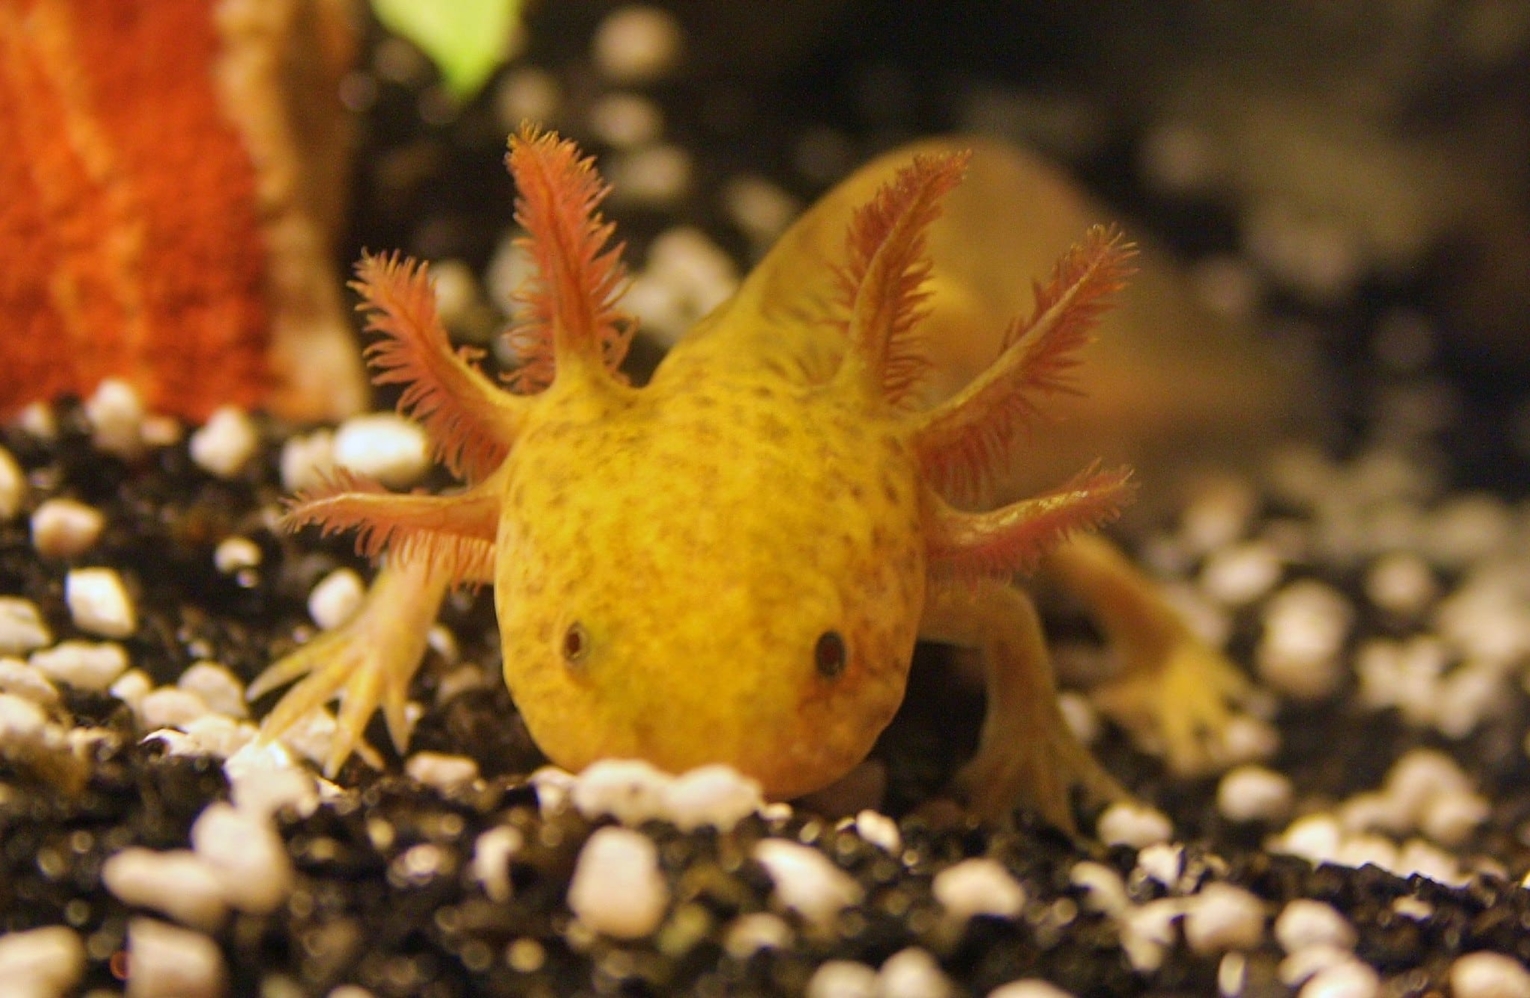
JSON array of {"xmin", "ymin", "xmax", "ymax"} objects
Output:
[{"xmin": 251, "ymin": 125, "xmax": 1248, "ymax": 829}]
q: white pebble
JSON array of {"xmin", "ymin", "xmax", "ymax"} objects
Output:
[
  {"xmin": 65, "ymin": 567, "xmax": 136, "ymax": 638},
  {"xmin": 1057, "ymin": 691, "xmax": 1101, "ymax": 745},
  {"xmin": 663, "ymin": 763, "xmax": 763, "ymax": 831},
  {"xmin": 852, "ymin": 809, "xmax": 901, "ymax": 854},
  {"xmin": 1385, "ymin": 748, "xmax": 1475, "ymax": 828},
  {"xmin": 804, "ymin": 960, "xmax": 877, "ymax": 998},
  {"xmin": 191, "ymin": 801, "xmax": 294, "ymax": 914},
  {"xmin": 606, "ymin": 144, "xmax": 692, "ymax": 207},
  {"xmin": 1098, "ymin": 801, "xmax": 1173, "ymax": 848},
  {"xmin": 932, "ymin": 857, "xmax": 1026, "ymax": 921},
  {"xmin": 406, "ymin": 751, "xmax": 480, "ymax": 793},
  {"xmin": 1364, "ymin": 552, "xmax": 1437, "ymax": 617},
  {"xmin": 189, "ymin": 405, "xmax": 259, "ymax": 478},
  {"xmin": 1200, "ymin": 540, "xmax": 1282, "ymax": 605},
  {"xmin": 0, "ymin": 657, "xmax": 59, "ymax": 707},
  {"xmin": 429, "ymin": 259, "xmax": 480, "ymax": 328},
  {"xmin": 1257, "ymin": 580, "xmax": 1353, "ymax": 699},
  {"xmin": 1419, "ymin": 788, "xmax": 1490, "ymax": 846},
  {"xmin": 1297, "ymin": 958, "xmax": 1379, "ymax": 998},
  {"xmin": 109, "ymin": 667, "xmax": 152, "ymax": 705},
  {"xmin": 1182, "ymin": 883, "xmax": 1266, "ymax": 954},
  {"xmin": 1119, "ymin": 898, "xmax": 1185, "ymax": 973},
  {"xmin": 1136, "ymin": 842, "xmax": 1186, "ymax": 888},
  {"xmin": 494, "ymin": 68, "xmax": 561, "ymax": 131},
  {"xmin": 572, "ymin": 757, "xmax": 673, "ymax": 825},
  {"xmin": 84, "ymin": 378, "xmax": 146, "ymax": 458},
  {"xmin": 125, "ymin": 917, "xmax": 227, "ymax": 998},
  {"xmin": 721, "ymin": 174, "xmax": 801, "ymax": 247},
  {"xmin": 1426, "ymin": 494, "xmax": 1514, "ymax": 569},
  {"xmin": 280, "ymin": 429, "xmax": 336, "ymax": 494},
  {"xmin": 1280, "ymin": 944, "xmax": 1357, "ymax": 988},
  {"xmin": 878, "ymin": 947, "xmax": 952, "ymax": 998},
  {"xmin": 30, "ymin": 498, "xmax": 104, "ymax": 558},
  {"xmin": 987, "ymin": 979, "xmax": 1078, "ymax": 998},
  {"xmin": 308, "ymin": 568, "xmax": 365, "ymax": 630},
  {"xmin": 29, "ymin": 640, "xmax": 128, "ymax": 691},
  {"xmin": 102, "ymin": 849, "xmax": 228, "ymax": 930},
  {"xmin": 1274, "ymin": 900, "xmax": 1357, "ymax": 953},
  {"xmin": 472, "ymin": 825, "xmax": 524, "ymax": 903},
  {"xmin": 1217, "ymin": 765, "xmax": 1294, "ymax": 823},
  {"xmin": 0, "ymin": 446, "xmax": 25, "ymax": 520},
  {"xmin": 0, "ymin": 924, "xmax": 85, "ymax": 996},
  {"xmin": 529, "ymin": 765, "xmax": 576, "ymax": 812},
  {"xmin": 1068, "ymin": 861, "xmax": 1129, "ymax": 916},
  {"xmin": 588, "ymin": 91, "xmax": 664, "ymax": 148},
  {"xmin": 0, "ymin": 691, "xmax": 49, "ymax": 747},
  {"xmin": 17, "ymin": 402, "xmax": 57, "ymax": 441},
  {"xmin": 1269, "ymin": 814, "xmax": 1343, "ymax": 865},
  {"xmin": 178, "ymin": 661, "xmax": 246, "ymax": 718},
  {"xmin": 0, "ymin": 598, "xmax": 52, "ymax": 655},
  {"xmin": 567, "ymin": 827, "xmax": 670, "ymax": 939},
  {"xmin": 138, "ymin": 687, "xmax": 211, "ymax": 730},
  {"xmin": 333, "ymin": 414, "xmax": 430, "ymax": 489},
  {"xmin": 752, "ymin": 838, "xmax": 863, "ymax": 930},
  {"xmin": 223, "ymin": 741, "xmax": 321, "ymax": 819},
  {"xmin": 175, "ymin": 714, "xmax": 258, "ymax": 759},
  {"xmin": 213, "ymin": 536, "xmax": 262, "ymax": 574},
  {"xmin": 624, "ymin": 226, "xmax": 738, "ymax": 345},
  {"xmin": 722, "ymin": 912, "xmax": 793, "ymax": 959},
  {"xmin": 1395, "ymin": 837, "xmax": 1469, "ymax": 885},
  {"xmin": 1449, "ymin": 951, "xmax": 1530, "ymax": 998},
  {"xmin": 591, "ymin": 5, "xmax": 683, "ymax": 83}
]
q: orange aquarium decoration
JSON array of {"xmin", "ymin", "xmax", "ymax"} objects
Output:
[{"xmin": 0, "ymin": 0, "xmax": 367, "ymax": 422}]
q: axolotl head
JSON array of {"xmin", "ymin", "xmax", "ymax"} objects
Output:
[{"xmin": 495, "ymin": 357, "xmax": 929, "ymax": 800}]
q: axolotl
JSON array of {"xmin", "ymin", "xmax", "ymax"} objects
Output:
[{"xmin": 252, "ymin": 126, "xmax": 1247, "ymax": 828}]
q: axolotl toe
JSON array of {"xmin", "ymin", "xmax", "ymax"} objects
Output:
[{"xmin": 253, "ymin": 126, "xmax": 1248, "ymax": 828}]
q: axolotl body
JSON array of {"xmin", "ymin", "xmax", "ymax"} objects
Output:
[{"xmin": 253, "ymin": 127, "xmax": 1246, "ymax": 828}]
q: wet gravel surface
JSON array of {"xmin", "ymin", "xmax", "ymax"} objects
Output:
[{"xmin": 5, "ymin": 4, "xmax": 1530, "ymax": 997}]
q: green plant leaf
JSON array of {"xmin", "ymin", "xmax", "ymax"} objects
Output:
[{"xmin": 371, "ymin": 0, "xmax": 523, "ymax": 102}]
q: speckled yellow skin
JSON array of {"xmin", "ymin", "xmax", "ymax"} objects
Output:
[{"xmin": 497, "ymin": 323, "xmax": 926, "ymax": 798}]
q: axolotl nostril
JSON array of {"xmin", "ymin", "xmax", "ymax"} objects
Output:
[{"xmin": 251, "ymin": 125, "xmax": 1249, "ymax": 829}]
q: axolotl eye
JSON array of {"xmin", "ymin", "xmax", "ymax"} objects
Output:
[
  {"xmin": 562, "ymin": 622, "xmax": 589, "ymax": 665},
  {"xmin": 814, "ymin": 630, "xmax": 847, "ymax": 679}
]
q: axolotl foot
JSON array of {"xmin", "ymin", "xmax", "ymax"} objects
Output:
[{"xmin": 249, "ymin": 560, "xmax": 450, "ymax": 776}]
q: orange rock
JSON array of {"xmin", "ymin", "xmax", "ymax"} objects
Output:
[{"xmin": 0, "ymin": 0, "xmax": 367, "ymax": 423}]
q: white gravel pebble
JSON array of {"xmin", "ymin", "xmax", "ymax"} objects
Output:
[
  {"xmin": 102, "ymin": 848, "xmax": 229, "ymax": 930},
  {"xmin": 213, "ymin": 536, "xmax": 263, "ymax": 574},
  {"xmin": 188, "ymin": 405, "xmax": 259, "ymax": 478},
  {"xmin": 1419, "ymin": 787, "xmax": 1491, "ymax": 846},
  {"xmin": 84, "ymin": 378, "xmax": 146, "ymax": 458},
  {"xmin": 1182, "ymin": 883, "xmax": 1266, "ymax": 954},
  {"xmin": 804, "ymin": 960, "xmax": 877, "ymax": 998},
  {"xmin": 1364, "ymin": 551, "xmax": 1437, "ymax": 617},
  {"xmin": 1297, "ymin": 957, "xmax": 1380, "ymax": 998},
  {"xmin": 1068, "ymin": 861, "xmax": 1129, "ymax": 916},
  {"xmin": 0, "ymin": 446, "xmax": 25, "ymax": 520},
  {"xmin": 1119, "ymin": 897, "xmax": 1185, "ymax": 973},
  {"xmin": 138, "ymin": 687, "xmax": 211, "ymax": 730},
  {"xmin": 1449, "ymin": 952, "xmax": 1530, "ymax": 998},
  {"xmin": 931, "ymin": 858, "xmax": 1026, "ymax": 921},
  {"xmin": 64, "ymin": 567, "xmax": 136, "ymax": 638},
  {"xmin": 987, "ymin": 979, "xmax": 1077, "ymax": 998},
  {"xmin": 852, "ymin": 809, "xmax": 901, "ymax": 855},
  {"xmin": 752, "ymin": 838, "xmax": 863, "ymax": 931},
  {"xmin": 280, "ymin": 429, "xmax": 336, "ymax": 493},
  {"xmin": 108, "ymin": 667, "xmax": 151, "ymax": 705},
  {"xmin": 607, "ymin": 144, "xmax": 692, "ymax": 207},
  {"xmin": 1200, "ymin": 540, "xmax": 1282, "ymax": 605},
  {"xmin": 878, "ymin": 947, "xmax": 952, "ymax": 998},
  {"xmin": 1280, "ymin": 945, "xmax": 1360, "ymax": 988},
  {"xmin": 1217, "ymin": 764, "xmax": 1294, "ymax": 823},
  {"xmin": 177, "ymin": 661, "xmax": 247, "ymax": 718},
  {"xmin": 29, "ymin": 498, "xmax": 104, "ymax": 558},
  {"xmin": 567, "ymin": 827, "xmax": 670, "ymax": 939},
  {"xmin": 0, "ymin": 924, "xmax": 85, "ymax": 997},
  {"xmin": 309, "ymin": 568, "xmax": 366, "ymax": 630},
  {"xmin": 722, "ymin": 912, "xmax": 793, "ymax": 959},
  {"xmin": 0, "ymin": 692, "xmax": 50, "ymax": 748},
  {"xmin": 0, "ymin": 598, "xmax": 52, "ymax": 655},
  {"xmin": 333, "ymin": 413, "xmax": 430, "ymax": 489},
  {"xmin": 1135, "ymin": 842, "xmax": 1186, "ymax": 888},
  {"xmin": 624, "ymin": 226, "xmax": 739, "ymax": 345},
  {"xmin": 1098, "ymin": 801, "xmax": 1174, "ymax": 848},
  {"xmin": 472, "ymin": 825, "xmax": 524, "ymax": 904},
  {"xmin": 0, "ymin": 657, "xmax": 59, "ymax": 707},
  {"xmin": 591, "ymin": 5, "xmax": 683, "ymax": 83},
  {"xmin": 191, "ymin": 801, "xmax": 295, "ymax": 914},
  {"xmin": 29, "ymin": 640, "xmax": 128, "ymax": 691},
  {"xmin": 224, "ymin": 741, "xmax": 322, "ymax": 819},
  {"xmin": 406, "ymin": 751, "xmax": 481, "ymax": 793},
  {"xmin": 588, "ymin": 91, "xmax": 664, "ymax": 148},
  {"xmin": 494, "ymin": 68, "xmax": 562, "ymax": 131},
  {"xmin": 1257, "ymin": 579, "xmax": 1353, "ymax": 698},
  {"xmin": 1385, "ymin": 748, "xmax": 1476, "ymax": 828},
  {"xmin": 125, "ymin": 916, "xmax": 227, "ymax": 998},
  {"xmin": 663, "ymin": 763, "xmax": 764, "ymax": 831},
  {"xmin": 721, "ymin": 174, "xmax": 801, "ymax": 247},
  {"xmin": 571, "ymin": 757, "xmax": 673, "ymax": 825},
  {"xmin": 1274, "ymin": 899, "xmax": 1358, "ymax": 953},
  {"xmin": 175, "ymin": 714, "xmax": 258, "ymax": 759}
]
